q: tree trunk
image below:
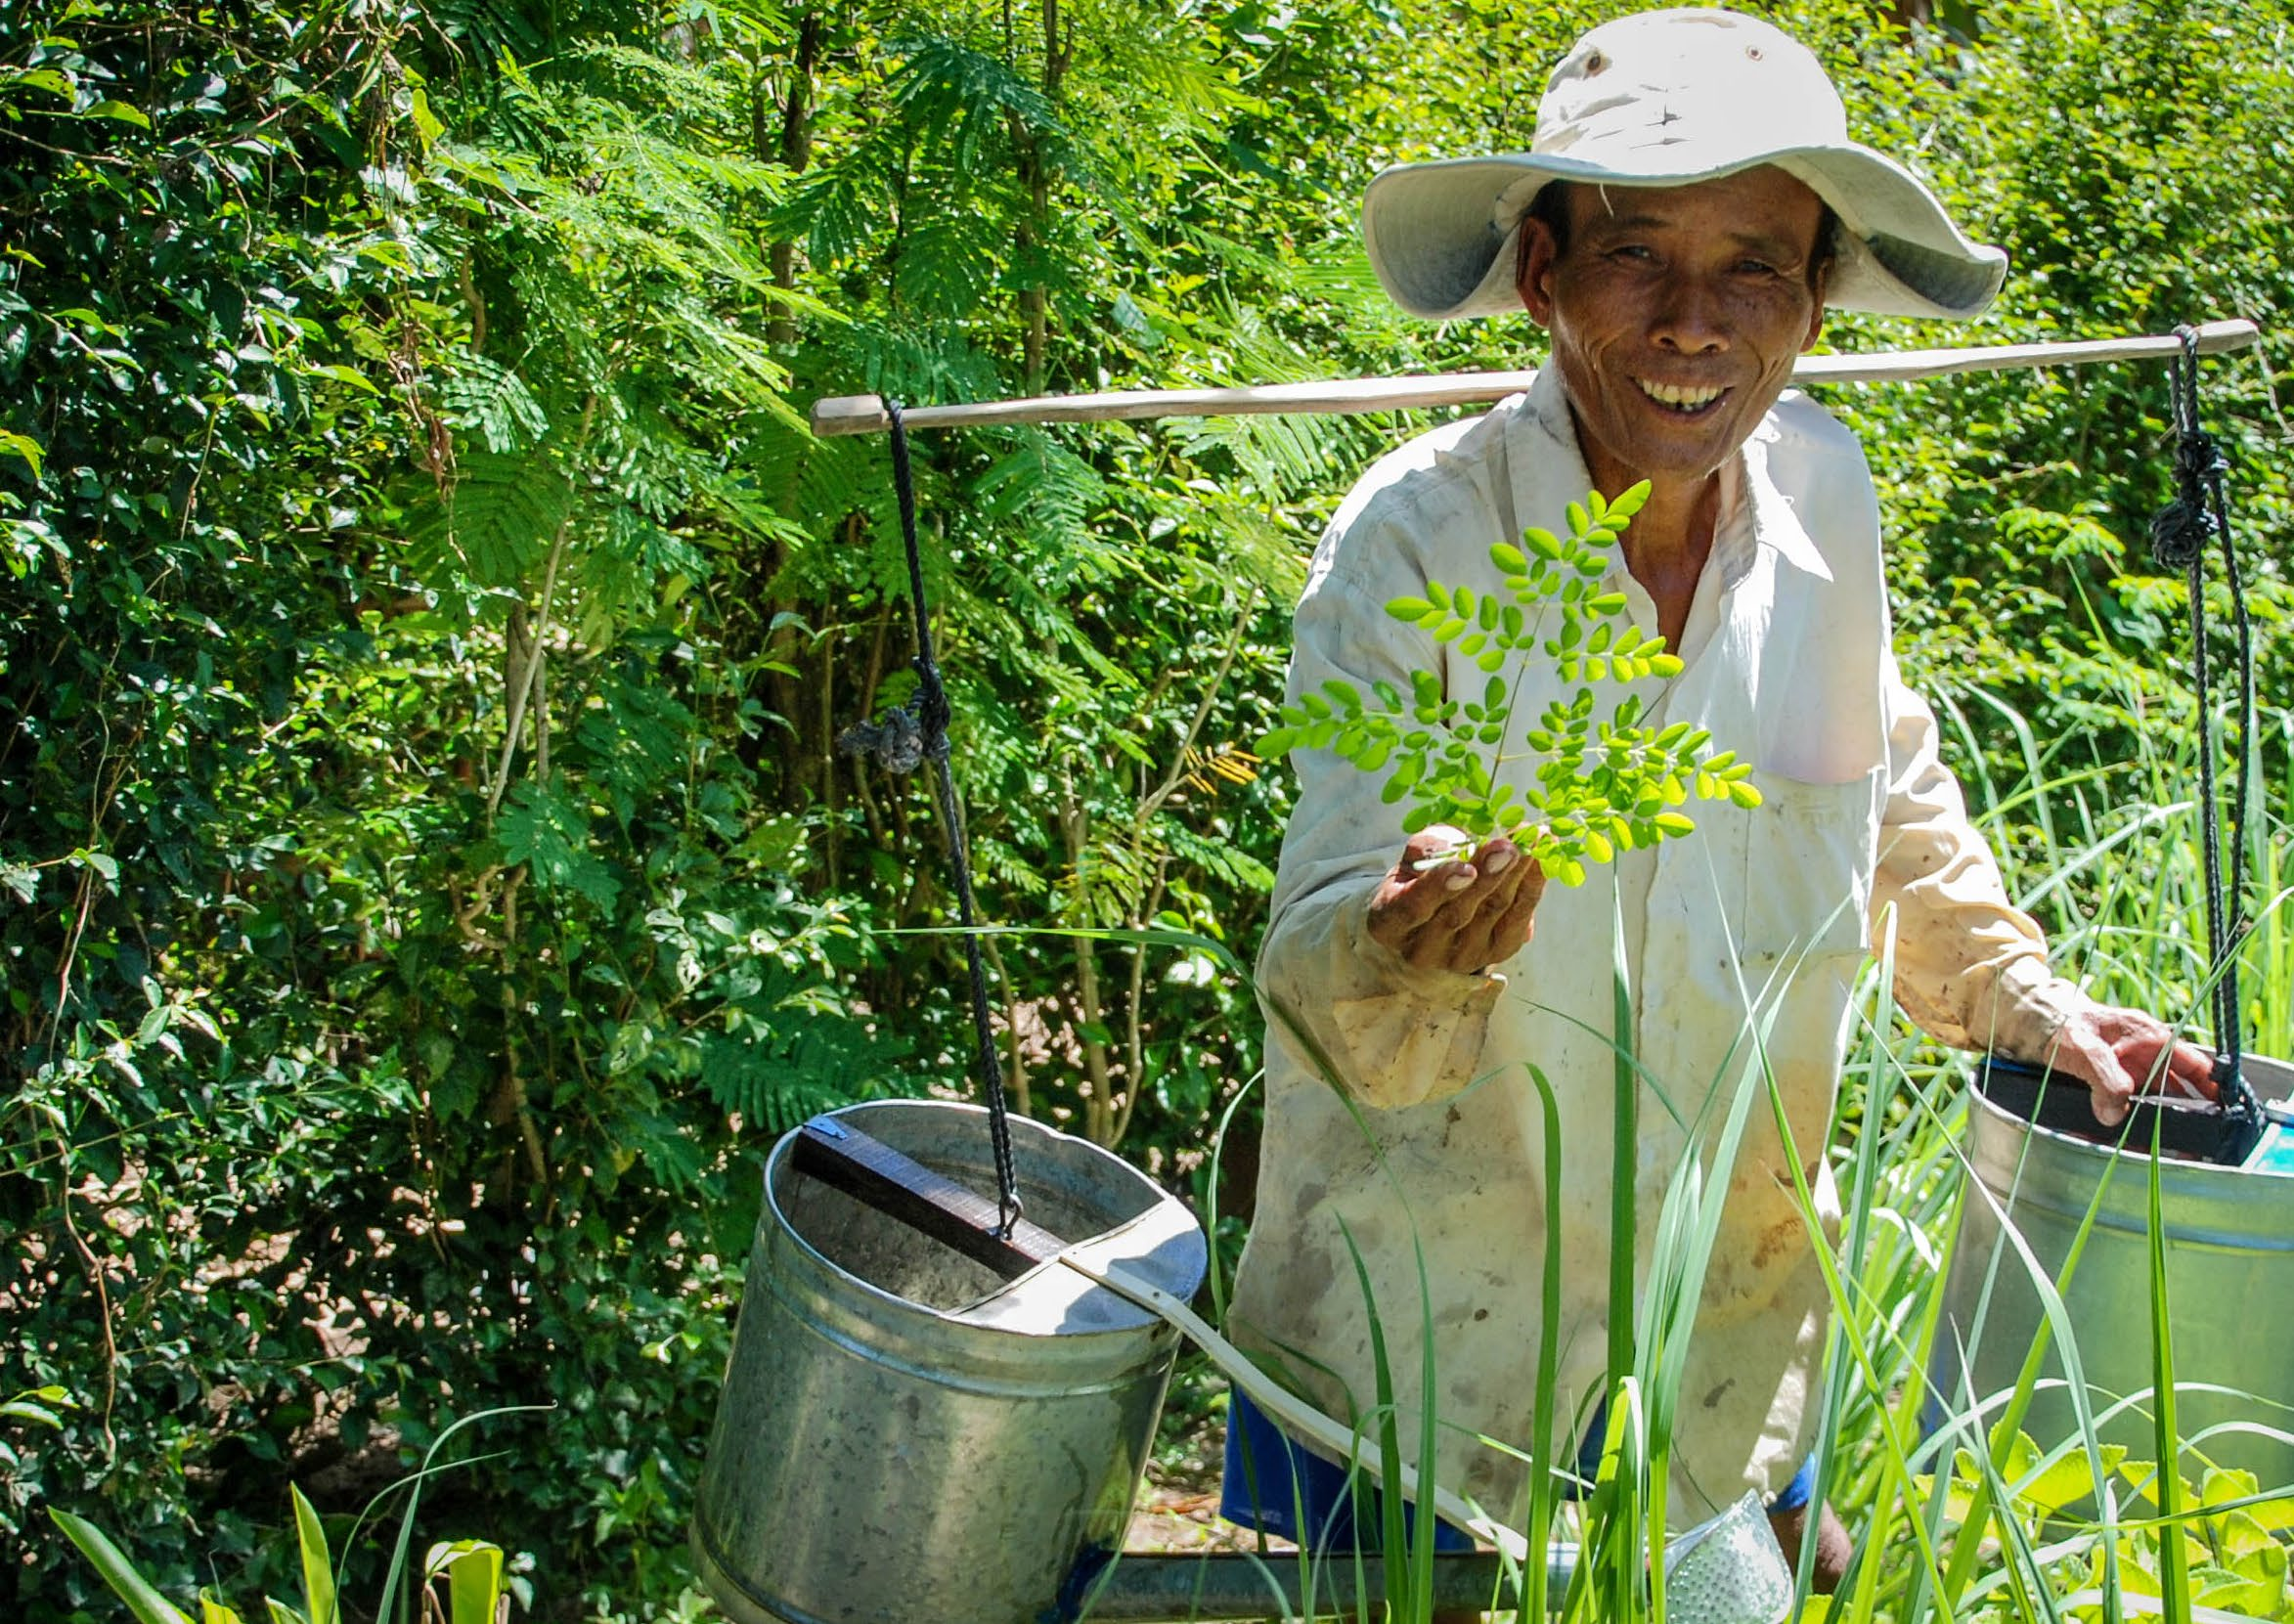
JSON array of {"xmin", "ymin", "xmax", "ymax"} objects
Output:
[
  {"xmin": 1011, "ymin": 0, "xmax": 1069, "ymax": 395},
  {"xmin": 767, "ymin": 13, "xmax": 822, "ymax": 347}
]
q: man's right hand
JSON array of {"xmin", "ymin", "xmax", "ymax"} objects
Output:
[{"xmin": 1366, "ymin": 824, "xmax": 1546, "ymax": 975}]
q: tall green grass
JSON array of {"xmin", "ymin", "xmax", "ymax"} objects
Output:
[
  {"xmin": 1209, "ymin": 685, "xmax": 2294, "ymax": 1623},
  {"xmin": 1780, "ymin": 685, "xmax": 2294, "ymax": 1624}
]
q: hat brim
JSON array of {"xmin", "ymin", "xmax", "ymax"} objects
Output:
[{"xmin": 1361, "ymin": 145, "xmax": 2007, "ymax": 321}]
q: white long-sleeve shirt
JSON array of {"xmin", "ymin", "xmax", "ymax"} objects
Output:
[{"xmin": 1227, "ymin": 363, "xmax": 2083, "ymax": 1525}]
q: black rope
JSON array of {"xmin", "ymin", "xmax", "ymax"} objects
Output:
[
  {"xmin": 837, "ymin": 402, "xmax": 1023, "ymax": 1234},
  {"xmin": 2147, "ymin": 327, "xmax": 2255, "ymax": 1118}
]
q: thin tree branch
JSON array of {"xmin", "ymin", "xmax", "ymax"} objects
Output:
[
  {"xmin": 485, "ymin": 393, "xmax": 597, "ymax": 819},
  {"xmin": 1135, "ymin": 592, "xmax": 1257, "ymax": 827},
  {"xmin": 1108, "ymin": 856, "xmax": 1167, "ymax": 1153}
]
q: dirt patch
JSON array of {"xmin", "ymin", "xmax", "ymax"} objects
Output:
[
  {"xmin": 1126, "ymin": 1468, "xmax": 1292, "ymax": 1556},
  {"xmin": 1125, "ymin": 1363, "xmax": 1297, "ymax": 1556}
]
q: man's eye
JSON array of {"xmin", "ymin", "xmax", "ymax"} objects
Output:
[{"xmin": 1737, "ymin": 258, "xmax": 1782, "ymax": 276}]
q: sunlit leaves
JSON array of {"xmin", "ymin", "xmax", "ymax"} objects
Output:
[
  {"xmin": 1262, "ymin": 482, "xmax": 1760, "ymax": 882},
  {"xmin": 497, "ymin": 782, "xmax": 620, "ymax": 908},
  {"xmin": 1918, "ymin": 1438, "xmax": 2294, "ymax": 1622},
  {"xmin": 0, "ymin": 429, "xmax": 42, "ymax": 477}
]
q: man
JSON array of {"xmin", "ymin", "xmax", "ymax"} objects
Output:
[{"xmin": 1221, "ymin": 6, "xmax": 2215, "ymax": 1586}]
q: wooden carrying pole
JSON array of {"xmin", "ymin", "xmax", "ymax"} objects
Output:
[{"xmin": 811, "ymin": 317, "xmax": 2261, "ymax": 437}]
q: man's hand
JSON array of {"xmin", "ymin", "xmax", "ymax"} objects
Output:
[
  {"xmin": 2040, "ymin": 1001, "xmax": 2218, "ymax": 1128},
  {"xmin": 1366, "ymin": 824, "xmax": 1546, "ymax": 975}
]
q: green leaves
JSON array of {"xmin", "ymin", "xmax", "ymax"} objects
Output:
[
  {"xmin": 497, "ymin": 782, "xmax": 619, "ymax": 908},
  {"xmin": 424, "ymin": 1539, "xmax": 505, "ymax": 1624},
  {"xmin": 0, "ymin": 429, "xmax": 42, "ymax": 477},
  {"xmin": 1270, "ymin": 481, "xmax": 1762, "ymax": 879},
  {"xmin": 1382, "ymin": 581, "xmax": 1522, "ymax": 675}
]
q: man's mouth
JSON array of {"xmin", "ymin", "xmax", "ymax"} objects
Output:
[{"xmin": 1636, "ymin": 378, "xmax": 1728, "ymax": 415}]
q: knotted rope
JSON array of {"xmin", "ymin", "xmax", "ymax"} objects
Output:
[
  {"xmin": 2147, "ymin": 326, "xmax": 2258, "ymax": 1119},
  {"xmin": 837, "ymin": 403, "xmax": 1023, "ymax": 1234}
]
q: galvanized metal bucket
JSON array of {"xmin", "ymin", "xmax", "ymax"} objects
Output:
[
  {"xmin": 1935, "ymin": 1053, "xmax": 2294, "ymax": 1486},
  {"xmin": 693, "ymin": 1098, "xmax": 1207, "ymax": 1624}
]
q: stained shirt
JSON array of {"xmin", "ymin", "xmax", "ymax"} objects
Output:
[{"xmin": 1227, "ymin": 364, "xmax": 2085, "ymax": 1527}]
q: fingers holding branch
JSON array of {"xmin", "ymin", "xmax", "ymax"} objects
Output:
[{"xmin": 1368, "ymin": 826, "xmax": 1547, "ymax": 975}]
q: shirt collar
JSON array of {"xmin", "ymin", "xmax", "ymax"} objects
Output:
[
  {"xmin": 1740, "ymin": 410, "xmax": 1833, "ymax": 582},
  {"xmin": 1505, "ymin": 370, "xmax": 1832, "ymax": 586}
]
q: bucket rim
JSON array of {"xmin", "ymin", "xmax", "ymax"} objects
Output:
[
  {"xmin": 1966, "ymin": 1051, "xmax": 2294, "ymax": 1179},
  {"xmin": 1963, "ymin": 1053, "xmax": 2294, "ymax": 1251},
  {"xmin": 760, "ymin": 1096, "xmax": 1206, "ymax": 1338}
]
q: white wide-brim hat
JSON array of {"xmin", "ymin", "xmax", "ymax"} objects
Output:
[{"xmin": 1363, "ymin": 8, "xmax": 2007, "ymax": 321}]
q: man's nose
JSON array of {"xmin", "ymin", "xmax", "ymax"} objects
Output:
[{"xmin": 1652, "ymin": 277, "xmax": 1730, "ymax": 353}]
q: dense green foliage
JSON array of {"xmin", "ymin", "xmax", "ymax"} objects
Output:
[{"xmin": 1, "ymin": 0, "xmax": 2288, "ymax": 1618}]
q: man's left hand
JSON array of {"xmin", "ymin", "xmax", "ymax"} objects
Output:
[{"xmin": 2040, "ymin": 1003, "xmax": 2217, "ymax": 1128}]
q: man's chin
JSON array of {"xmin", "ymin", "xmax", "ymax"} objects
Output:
[
  {"xmin": 1605, "ymin": 401, "xmax": 1765, "ymax": 484},
  {"xmin": 1570, "ymin": 392, "xmax": 1767, "ymax": 494}
]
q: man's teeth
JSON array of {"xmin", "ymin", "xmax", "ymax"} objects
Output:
[{"xmin": 1638, "ymin": 379, "xmax": 1725, "ymax": 409}]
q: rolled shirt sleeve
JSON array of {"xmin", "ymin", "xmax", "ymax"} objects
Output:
[{"xmin": 1872, "ymin": 652, "xmax": 2086, "ymax": 1060}]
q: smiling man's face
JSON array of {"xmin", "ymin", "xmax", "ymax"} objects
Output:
[{"xmin": 1515, "ymin": 169, "xmax": 1830, "ymax": 497}]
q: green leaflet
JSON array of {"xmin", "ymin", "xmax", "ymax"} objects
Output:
[{"xmin": 1268, "ymin": 482, "xmax": 1763, "ymax": 877}]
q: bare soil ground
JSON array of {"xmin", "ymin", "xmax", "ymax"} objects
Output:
[{"xmin": 1124, "ymin": 1362, "xmax": 1298, "ymax": 1556}]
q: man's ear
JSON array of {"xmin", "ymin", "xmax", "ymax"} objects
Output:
[
  {"xmin": 1800, "ymin": 262, "xmax": 1830, "ymax": 353},
  {"xmin": 1515, "ymin": 216, "xmax": 1561, "ymax": 329}
]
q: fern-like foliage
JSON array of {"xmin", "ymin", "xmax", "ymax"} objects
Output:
[
  {"xmin": 408, "ymin": 449, "xmax": 572, "ymax": 590},
  {"xmin": 426, "ymin": 0, "xmax": 543, "ymax": 62},
  {"xmin": 1259, "ymin": 482, "xmax": 1762, "ymax": 887},
  {"xmin": 888, "ymin": 35, "xmax": 1076, "ymax": 178},
  {"xmin": 435, "ymin": 352, "xmax": 550, "ymax": 454},
  {"xmin": 894, "ymin": 211, "xmax": 1000, "ymax": 321},
  {"xmin": 699, "ymin": 987, "xmax": 909, "ymax": 1136},
  {"xmin": 1164, "ymin": 822, "xmax": 1275, "ymax": 895},
  {"xmin": 971, "ymin": 434, "xmax": 1109, "ymax": 562}
]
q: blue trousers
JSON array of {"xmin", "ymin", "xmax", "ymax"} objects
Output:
[{"xmin": 1218, "ymin": 1386, "xmax": 1815, "ymax": 1552}]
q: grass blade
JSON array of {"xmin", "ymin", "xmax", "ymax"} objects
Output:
[
  {"xmin": 290, "ymin": 1485, "xmax": 336, "ymax": 1624},
  {"xmin": 1522, "ymin": 1061, "xmax": 1566, "ymax": 1624},
  {"xmin": 1335, "ymin": 1217, "xmax": 1409, "ymax": 1623},
  {"xmin": 50, "ymin": 1509, "xmax": 193, "ymax": 1624},
  {"xmin": 1609, "ymin": 899, "xmax": 1638, "ymax": 1395},
  {"xmin": 1410, "ymin": 1230, "xmax": 1440, "ymax": 1624},
  {"xmin": 1607, "ymin": 899, "xmax": 1644, "ymax": 1624},
  {"xmin": 2149, "ymin": 1117, "xmax": 2190, "ymax": 1624}
]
